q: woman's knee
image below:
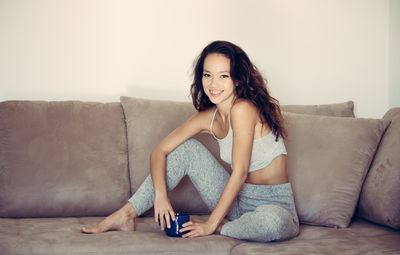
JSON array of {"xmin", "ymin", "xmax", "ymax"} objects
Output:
[
  {"xmin": 256, "ymin": 204, "xmax": 299, "ymax": 241},
  {"xmin": 166, "ymin": 138, "xmax": 207, "ymax": 172},
  {"xmin": 169, "ymin": 139, "xmax": 202, "ymax": 156}
]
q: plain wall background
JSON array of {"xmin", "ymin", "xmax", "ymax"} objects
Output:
[{"xmin": 0, "ymin": 0, "xmax": 399, "ymax": 118}]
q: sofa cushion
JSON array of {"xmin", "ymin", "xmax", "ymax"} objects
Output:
[
  {"xmin": 283, "ymin": 112, "xmax": 390, "ymax": 228},
  {"xmin": 120, "ymin": 97, "xmax": 214, "ymax": 215},
  {"xmin": 0, "ymin": 101, "xmax": 131, "ymax": 217},
  {"xmin": 357, "ymin": 108, "xmax": 400, "ymax": 229},
  {"xmin": 231, "ymin": 218, "xmax": 400, "ymax": 255},
  {"xmin": 0, "ymin": 216, "xmax": 243, "ymax": 255},
  {"xmin": 281, "ymin": 101, "xmax": 354, "ymax": 117}
]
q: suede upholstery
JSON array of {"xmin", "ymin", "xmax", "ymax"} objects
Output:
[
  {"xmin": 283, "ymin": 112, "xmax": 390, "ymax": 228},
  {"xmin": 357, "ymin": 108, "xmax": 400, "ymax": 229},
  {"xmin": 0, "ymin": 217, "xmax": 398, "ymax": 255},
  {"xmin": 0, "ymin": 101, "xmax": 131, "ymax": 217},
  {"xmin": 0, "ymin": 98, "xmax": 399, "ymax": 255},
  {"xmin": 231, "ymin": 218, "xmax": 400, "ymax": 255},
  {"xmin": 0, "ymin": 216, "xmax": 243, "ymax": 255}
]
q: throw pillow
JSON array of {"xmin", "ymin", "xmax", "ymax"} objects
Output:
[{"xmin": 283, "ymin": 112, "xmax": 390, "ymax": 228}]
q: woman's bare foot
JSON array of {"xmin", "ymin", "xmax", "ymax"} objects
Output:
[
  {"xmin": 215, "ymin": 219, "xmax": 229, "ymax": 234},
  {"xmin": 81, "ymin": 202, "xmax": 138, "ymax": 234}
]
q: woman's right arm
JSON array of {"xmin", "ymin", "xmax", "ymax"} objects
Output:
[{"xmin": 150, "ymin": 109, "xmax": 211, "ymax": 231}]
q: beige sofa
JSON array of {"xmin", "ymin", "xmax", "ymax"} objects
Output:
[{"xmin": 0, "ymin": 97, "xmax": 399, "ymax": 255}]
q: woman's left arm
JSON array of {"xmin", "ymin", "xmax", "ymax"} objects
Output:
[{"xmin": 181, "ymin": 101, "xmax": 258, "ymax": 238}]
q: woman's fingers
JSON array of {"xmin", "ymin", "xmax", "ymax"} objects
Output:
[
  {"xmin": 169, "ymin": 210, "xmax": 176, "ymax": 222},
  {"xmin": 154, "ymin": 196, "xmax": 175, "ymax": 231},
  {"xmin": 156, "ymin": 210, "xmax": 177, "ymax": 230},
  {"xmin": 164, "ymin": 210, "xmax": 171, "ymax": 229},
  {"xmin": 182, "ymin": 221, "xmax": 193, "ymax": 228},
  {"xmin": 180, "ymin": 220, "xmax": 214, "ymax": 238}
]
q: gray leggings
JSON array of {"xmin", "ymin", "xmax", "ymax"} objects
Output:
[{"xmin": 129, "ymin": 139, "xmax": 299, "ymax": 242}]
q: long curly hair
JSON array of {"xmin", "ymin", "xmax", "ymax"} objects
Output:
[{"xmin": 190, "ymin": 40, "xmax": 286, "ymax": 140}]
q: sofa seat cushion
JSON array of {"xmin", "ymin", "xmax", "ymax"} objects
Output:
[
  {"xmin": 0, "ymin": 101, "xmax": 131, "ymax": 217},
  {"xmin": 231, "ymin": 218, "xmax": 400, "ymax": 255},
  {"xmin": 0, "ymin": 216, "xmax": 243, "ymax": 255}
]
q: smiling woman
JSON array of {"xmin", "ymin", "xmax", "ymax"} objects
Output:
[{"xmin": 82, "ymin": 40, "xmax": 299, "ymax": 243}]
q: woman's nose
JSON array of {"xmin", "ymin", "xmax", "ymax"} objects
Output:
[{"xmin": 209, "ymin": 77, "xmax": 217, "ymax": 87}]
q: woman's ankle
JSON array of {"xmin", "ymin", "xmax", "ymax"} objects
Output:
[{"xmin": 122, "ymin": 202, "xmax": 138, "ymax": 218}]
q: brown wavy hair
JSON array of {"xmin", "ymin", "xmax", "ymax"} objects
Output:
[{"xmin": 190, "ymin": 40, "xmax": 286, "ymax": 140}]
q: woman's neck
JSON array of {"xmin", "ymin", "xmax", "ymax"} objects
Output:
[{"xmin": 216, "ymin": 95, "xmax": 236, "ymax": 122}]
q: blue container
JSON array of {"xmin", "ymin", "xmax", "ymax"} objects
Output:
[{"xmin": 164, "ymin": 212, "xmax": 190, "ymax": 237}]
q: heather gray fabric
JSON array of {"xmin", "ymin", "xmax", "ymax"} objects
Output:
[
  {"xmin": 281, "ymin": 101, "xmax": 355, "ymax": 117},
  {"xmin": 129, "ymin": 139, "xmax": 299, "ymax": 242},
  {"xmin": 357, "ymin": 108, "xmax": 400, "ymax": 229},
  {"xmin": 220, "ymin": 183, "xmax": 299, "ymax": 242},
  {"xmin": 0, "ymin": 101, "xmax": 130, "ymax": 217},
  {"xmin": 283, "ymin": 112, "xmax": 390, "ymax": 228}
]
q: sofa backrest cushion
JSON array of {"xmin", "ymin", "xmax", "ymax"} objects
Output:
[
  {"xmin": 120, "ymin": 96, "xmax": 213, "ymax": 215},
  {"xmin": 120, "ymin": 97, "xmax": 356, "ymax": 216},
  {"xmin": 0, "ymin": 101, "xmax": 131, "ymax": 217},
  {"xmin": 281, "ymin": 101, "xmax": 355, "ymax": 117},
  {"xmin": 284, "ymin": 112, "xmax": 390, "ymax": 228},
  {"xmin": 357, "ymin": 108, "xmax": 400, "ymax": 229}
]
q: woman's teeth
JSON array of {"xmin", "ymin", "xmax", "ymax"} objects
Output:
[{"xmin": 210, "ymin": 90, "xmax": 223, "ymax": 96}]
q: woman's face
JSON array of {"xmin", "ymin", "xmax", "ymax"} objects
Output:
[{"xmin": 202, "ymin": 53, "xmax": 236, "ymax": 106}]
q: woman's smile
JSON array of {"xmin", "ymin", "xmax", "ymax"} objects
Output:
[{"xmin": 209, "ymin": 89, "xmax": 224, "ymax": 97}]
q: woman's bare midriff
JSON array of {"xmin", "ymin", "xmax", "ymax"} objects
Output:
[{"xmin": 245, "ymin": 154, "xmax": 288, "ymax": 185}]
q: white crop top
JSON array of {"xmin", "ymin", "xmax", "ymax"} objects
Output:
[{"xmin": 209, "ymin": 106, "xmax": 287, "ymax": 172}]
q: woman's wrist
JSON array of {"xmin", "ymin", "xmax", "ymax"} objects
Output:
[
  {"xmin": 154, "ymin": 189, "xmax": 168, "ymax": 199},
  {"xmin": 206, "ymin": 217, "xmax": 221, "ymax": 232}
]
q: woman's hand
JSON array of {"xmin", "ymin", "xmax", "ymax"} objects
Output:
[
  {"xmin": 154, "ymin": 193, "xmax": 175, "ymax": 231},
  {"xmin": 180, "ymin": 218, "xmax": 216, "ymax": 238}
]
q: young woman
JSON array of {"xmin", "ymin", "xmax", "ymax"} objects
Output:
[{"xmin": 82, "ymin": 41, "xmax": 299, "ymax": 242}]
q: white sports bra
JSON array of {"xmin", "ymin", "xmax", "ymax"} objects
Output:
[{"xmin": 209, "ymin": 101, "xmax": 287, "ymax": 172}]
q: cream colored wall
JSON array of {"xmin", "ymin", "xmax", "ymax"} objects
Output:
[{"xmin": 0, "ymin": 0, "xmax": 396, "ymax": 118}]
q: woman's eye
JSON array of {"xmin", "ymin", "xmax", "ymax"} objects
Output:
[
  {"xmin": 203, "ymin": 73, "xmax": 210, "ymax": 78},
  {"xmin": 221, "ymin": 75, "xmax": 229, "ymax": 79}
]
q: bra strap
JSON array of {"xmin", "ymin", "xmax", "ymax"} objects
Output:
[
  {"xmin": 209, "ymin": 107, "xmax": 219, "ymax": 139},
  {"xmin": 228, "ymin": 95, "xmax": 237, "ymax": 128}
]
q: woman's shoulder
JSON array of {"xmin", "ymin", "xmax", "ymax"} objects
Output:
[
  {"xmin": 231, "ymin": 98, "xmax": 258, "ymax": 117},
  {"xmin": 196, "ymin": 106, "xmax": 216, "ymax": 118},
  {"xmin": 189, "ymin": 106, "xmax": 216, "ymax": 129}
]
